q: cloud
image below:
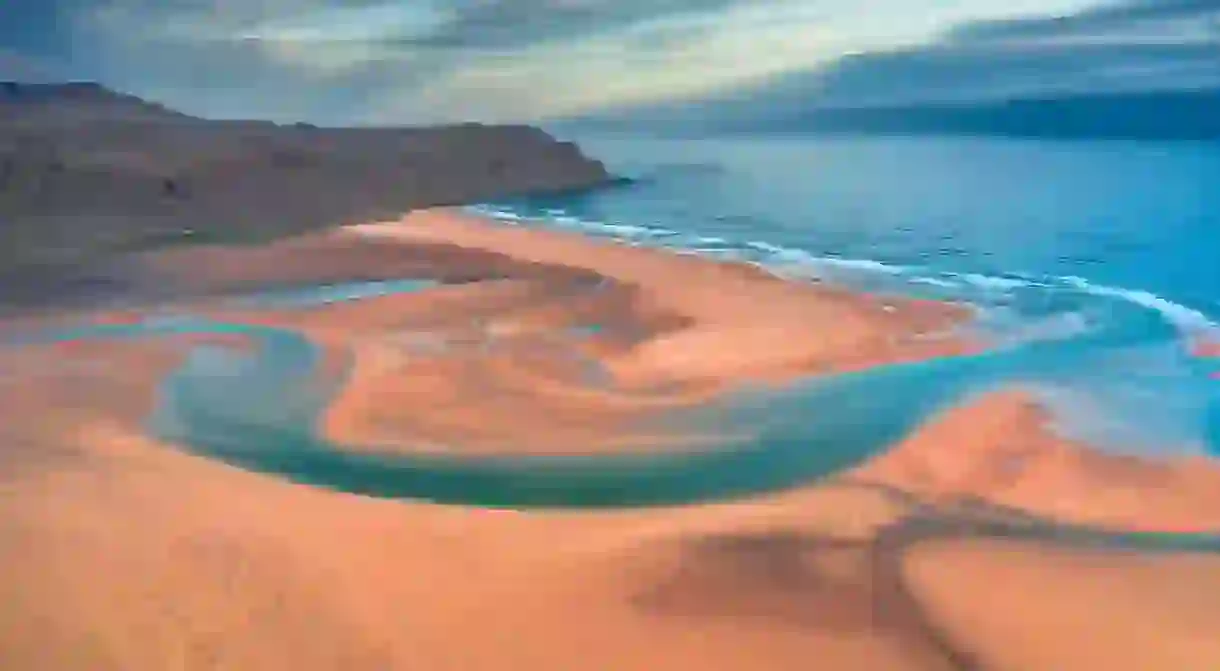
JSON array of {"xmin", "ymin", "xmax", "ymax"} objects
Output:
[
  {"xmin": 360, "ymin": 2, "xmax": 860, "ymax": 124},
  {"xmin": 0, "ymin": 50, "xmax": 62, "ymax": 82},
  {"xmin": 64, "ymin": 0, "xmax": 852, "ymax": 123},
  {"xmin": 809, "ymin": 42, "xmax": 1220, "ymax": 107},
  {"xmin": 369, "ymin": 0, "xmax": 745, "ymax": 52},
  {"xmin": 63, "ymin": 0, "xmax": 1099, "ymax": 123},
  {"xmin": 18, "ymin": 0, "xmax": 1157, "ymax": 124},
  {"xmin": 855, "ymin": 0, "xmax": 1220, "ymax": 104}
]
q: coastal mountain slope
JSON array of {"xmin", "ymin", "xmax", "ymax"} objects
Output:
[
  {"xmin": 0, "ymin": 82, "xmax": 611, "ymax": 307},
  {"xmin": 568, "ymin": 87, "xmax": 1220, "ymax": 141},
  {"xmin": 721, "ymin": 89, "xmax": 1220, "ymax": 141},
  {"xmin": 1, "ymin": 81, "xmax": 190, "ymax": 124}
]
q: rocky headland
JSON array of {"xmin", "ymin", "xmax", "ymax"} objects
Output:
[{"xmin": 0, "ymin": 81, "xmax": 611, "ymax": 309}]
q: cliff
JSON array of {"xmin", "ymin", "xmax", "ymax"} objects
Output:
[{"xmin": 0, "ymin": 82, "xmax": 611, "ymax": 303}]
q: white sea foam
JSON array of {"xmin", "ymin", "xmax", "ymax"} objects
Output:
[
  {"xmin": 946, "ymin": 272, "xmax": 1029, "ymax": 291},
  {"xmin": 746, "ymin": 240, "xmax": 785, "ymax": 254},
  {"xmin": 1061, "ymin": 276, "xmax": 1219, "ymax": 339},
  {"xmin": 909, "ymin": 277, "xmax": 960, "ymax": 289},
  {"xmin": 601, "ymin": 223, "xmax": 658, "ymax": 237},
  {"xmin": 816, "ymin": 256, "xmax": 908, "ymax": 274},
  {"xmin": 467, "ymin": 205, "xmax": 525, "ymax": 223}
]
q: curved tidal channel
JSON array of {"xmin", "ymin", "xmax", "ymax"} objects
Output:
[{"xmin": 9, "ymin": 277, "xmax": 1220, "ymax": 554}]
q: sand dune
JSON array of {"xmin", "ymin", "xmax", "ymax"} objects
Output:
[
  {"xmin": 906, "ymin": 539, "xmax": 1220, "ymax": 670},
  {"xmin": 858, "ymin": 391, "xmax": 1220, "ymax": 531},
  {"xmin": 3, "ymin": 209, "xmax": 1220, "ymax": 670}
]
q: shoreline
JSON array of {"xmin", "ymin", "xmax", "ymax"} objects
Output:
[
  {"xmin": 116, "ymin": 207, "xmax": 1220, "ymax": 524},
  {"xmin": 167, "ymin": 208, "xmax": 979, "ymax": 456},
  {"xmin": 2, "ymin": 206, "xmax": 1208, "ymax": 471}
]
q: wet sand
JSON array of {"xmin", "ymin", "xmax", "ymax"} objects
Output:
[{"xmin": 2, "ymin": 209, "xmax": 1220, "ymax": 670}]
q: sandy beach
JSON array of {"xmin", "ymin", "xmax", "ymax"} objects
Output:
[{"xmin": 3, "ymin": 208, "xmax": 1220, "ymax": 670}]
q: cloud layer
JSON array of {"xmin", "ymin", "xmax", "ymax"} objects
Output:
[
  {"xmin": 948, "ymin": 0, "xmax": 1220, "ymax": 44},
  {"xmin": 0, "ymin": 50, "xmax": 62, "ymax": 82},
  {"xmin": 16, "ymin": 0, "xmax": 1207, "ymax": 124},
  {"xmin": 818, "ymin": 0, "xmax": 1220, "ymax": 107},
  {"xmin": 597, "ymin": 0, "xmax": 1220, "ymax": 124},
  {"xmin": 63, "ymin": 0, "xmax": 853, "ymax": 123}
]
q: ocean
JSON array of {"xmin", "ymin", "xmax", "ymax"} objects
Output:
[{"xmin": 474, "ymin": 132, "xmax": 1220, "ymax": 457}]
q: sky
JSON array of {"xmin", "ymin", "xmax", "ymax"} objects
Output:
[{"xmin": 1, "ymin": 0, "xmax": 1217, "ymax": 124}]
